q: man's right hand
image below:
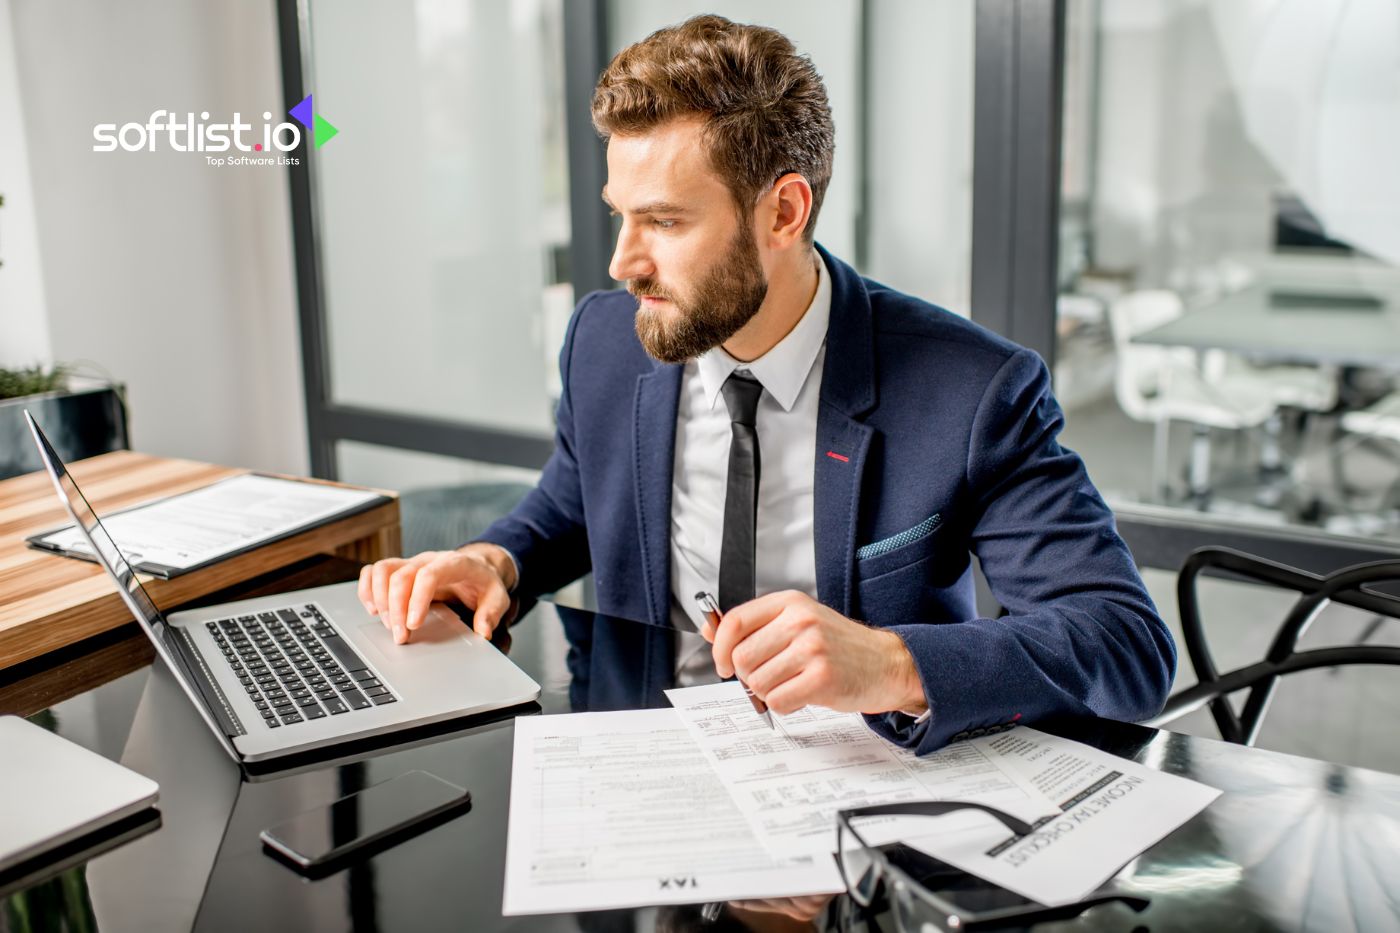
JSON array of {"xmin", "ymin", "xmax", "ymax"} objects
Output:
[{"xmin": 357, "ymin": 542, "xmax": 517, "ymax": 645}]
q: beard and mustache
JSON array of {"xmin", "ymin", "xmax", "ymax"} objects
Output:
[{"xmin": 629, "ymin": 220, "xmax": 769, "ymax": 364}]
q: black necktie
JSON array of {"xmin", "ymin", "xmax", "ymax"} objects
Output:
[{"xmin": 718, "ymin": 370, "xmax": 764, "ymax": 613}]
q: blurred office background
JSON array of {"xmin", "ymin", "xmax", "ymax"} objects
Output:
[{"xmin": 3, "ymin": 0, "xmax": 1399, "ymax": 770}]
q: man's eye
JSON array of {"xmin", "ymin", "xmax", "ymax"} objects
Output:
[{"xmin": 653, "ymin": 219, "xmax": 677, "ymax": 230}]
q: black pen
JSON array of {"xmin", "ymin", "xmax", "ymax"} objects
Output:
[{"xmin": 694, "ymin": 591, "xmax": 776, "ymax": 730}]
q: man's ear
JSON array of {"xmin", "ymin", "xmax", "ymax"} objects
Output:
[{"xmin": 766, "ymin": 172, "xmax": 814, "ymax": 250}]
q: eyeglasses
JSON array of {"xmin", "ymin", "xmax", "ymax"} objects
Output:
[{"xmin": 835, "ymin": 801, "xmax": 1149, "ymax": 932}]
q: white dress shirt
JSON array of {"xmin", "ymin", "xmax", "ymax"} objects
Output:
[{"xmin": 670, "ymin": 255, "xmax": 832, "ymax": 683}]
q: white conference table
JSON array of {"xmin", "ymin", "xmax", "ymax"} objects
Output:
[{"xmin": 1133, "ymin": 282, "xmax": 1400, "ymax": 369}]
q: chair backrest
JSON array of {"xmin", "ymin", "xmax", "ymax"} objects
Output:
[
  {"xmin": 1107, "ymin": 291, "xmax": 1188, "ymax": 422},
  {"xmin": 1151, "ymin": 546, "xmax": 1400, "ymax": 746},
  {"xmin": 1, "ymin": 386, "xmax": 130, "ymax": 481},
  {"xmin": 1108, "ymin": 290, "xmax": 1184, "ymax": 346},
  {"xmin": 1341, "ymin": 390, "xmax": 1400, "ymax": 445}
]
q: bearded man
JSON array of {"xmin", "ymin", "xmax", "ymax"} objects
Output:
[{"xmin": 359, "ymin": 14, "xmax": 1175, "ymax": 754}]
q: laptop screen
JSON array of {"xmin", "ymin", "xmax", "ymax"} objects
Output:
[
  {"xmin": 51, "ymin": 457, "xmax": 169, "ymax": 634},
  {"xmin": 24, "ymin": 411, "xmax": 237, "ymax": 754}
]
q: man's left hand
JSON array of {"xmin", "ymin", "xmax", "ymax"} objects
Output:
[{"xmin": 704, "ymin": 590, "xmax": 928, "ymax": 717}]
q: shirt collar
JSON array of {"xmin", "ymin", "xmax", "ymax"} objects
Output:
[{"xmin": 696, "ymin": 252, "xmax": 831, "ymax": 413}]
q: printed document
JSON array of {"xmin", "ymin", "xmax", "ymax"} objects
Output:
[
  {"xmin": 503, "ymin": 709, "xmax": 843, "ymax": 915},
  {"xmin": 33, "ymin": 474, "xmax": 382, "ymax": 574},
  {"xmin": 901, "ymin": 728, "xmax": 1221, "ymax": 906},
  {"xmin": 663, "ymin": 683, "xmax": 1057, "ymax": 857},
  {"xmin": 667, "ymin": 683, "xmax": 1219, "ymax": 907}
]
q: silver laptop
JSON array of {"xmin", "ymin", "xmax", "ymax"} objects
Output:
[
  {"xmin": 0, "ymin": 715, "xmax": 159, "ymax": 873},
  {"xmin": 25, "ymin": 411, "xmax": 541, "ymax": 764}
]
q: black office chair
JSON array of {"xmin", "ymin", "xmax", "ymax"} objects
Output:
[
  {"xmin": 2, "ymin": 384, "xmax": 130, "ymax": 480},
  {"xmin": 1150, "ymin": 546, "xmax": 1400, "ymax": 746},
  {"xmin": 397, "ymin": 482, "xmax": 533, "ymax": 554}
]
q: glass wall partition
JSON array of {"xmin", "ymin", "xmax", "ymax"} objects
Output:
[
  {"xmin": 307, "ymin": 0, "xmax": 572, "ymax": 444},
  {"xmin": 284, "ymin": 0, "xmax": 570, "ymax": 547},
  {"xmin": 1054, "ymin": 0, "xmax": 1400, "ymax": 554}
]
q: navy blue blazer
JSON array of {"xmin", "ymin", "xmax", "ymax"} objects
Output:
[{"xmin": 476, "ymin": 245, "xmax": 1176, "ymax": 753}]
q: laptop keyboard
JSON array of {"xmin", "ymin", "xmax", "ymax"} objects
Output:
[{"xmin": 205, "ymin": 604, "xmax": 397, "ymax": 729}]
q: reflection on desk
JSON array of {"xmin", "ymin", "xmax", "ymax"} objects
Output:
[{"xmin": 3, "ymin": 581, "xmax": 1399, "ymax": 931}]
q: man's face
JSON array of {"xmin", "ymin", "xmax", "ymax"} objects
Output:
[{"xmin": 604, "ymin": 118, "xmax": 769, "ymax": 363}]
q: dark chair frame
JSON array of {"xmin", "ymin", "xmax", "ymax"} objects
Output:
[{"xmin": 1150, "ymin": 546, "xmax": 1400, "ymax": 745}]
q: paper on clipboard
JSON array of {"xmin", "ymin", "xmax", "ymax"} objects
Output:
[{"xmin": 28, "ymin": 473, "xmax": 385, "ymax": 577}]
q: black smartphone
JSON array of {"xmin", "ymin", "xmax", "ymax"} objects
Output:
[{"xmin": 260, "ymin": 770, "xmax": 471, "ymax": 874}]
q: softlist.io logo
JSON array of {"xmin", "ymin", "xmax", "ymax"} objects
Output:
[
  {"xmin": 92, "ymin": 94, "xmax": 338, "ymax": 166},
  {"xmin": 288, "ymin": 94, "xmax": 339, "ymax": 148}
]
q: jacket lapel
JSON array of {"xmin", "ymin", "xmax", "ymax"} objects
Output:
[
  {"xmin": 813, "ymin": 245, "xmax": 878, "ymax": 617},
  {"xmin": 633, "ymin": 361, "xmax": 684, "ymax": 627}
]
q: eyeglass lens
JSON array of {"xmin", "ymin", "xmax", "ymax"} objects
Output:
[
  {"xmin": 838, "ymin": 819, "xmax": 882, "ymax": 907},
  {"xmin": 891, "ymin": 876, "xmax": 959, "ymax": 933}
]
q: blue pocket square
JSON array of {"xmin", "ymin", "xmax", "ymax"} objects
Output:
[{"xmin": 856, "ymin": 513, "xmax": 942, "ymax": 560}]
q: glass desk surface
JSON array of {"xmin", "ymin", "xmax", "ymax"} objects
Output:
[{"xmin": 3, "ymin": 565, "xmax": 1399, "ymax": 933}]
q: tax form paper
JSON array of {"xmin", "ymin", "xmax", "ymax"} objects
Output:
[
  {"xmin": 666, "ymin": 683, "xmax": 1221, "ymax": 907},
  {"xmin": 503, "ymin": 709, "xmax": 843, "ymax": 915}
]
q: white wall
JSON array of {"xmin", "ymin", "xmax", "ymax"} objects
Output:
[
  {"xmin": 0, "ymin": 0, "xmax": 51, "ymax": 368},
  {"xmin": 7, "ymin": 0, "xmax": 307, "ymax": 475}
]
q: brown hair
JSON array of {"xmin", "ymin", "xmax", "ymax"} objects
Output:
[{"xmin": 591, "ymin": 15, "xmax": 834, "ymax": 243}]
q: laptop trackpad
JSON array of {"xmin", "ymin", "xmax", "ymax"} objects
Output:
[{"xmin": 356, "ymin": 609, "xmax": 475, "ymax": 673}]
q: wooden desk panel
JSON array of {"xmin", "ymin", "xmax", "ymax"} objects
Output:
[{"xmin": 0, "ymin": 451, "xmax": 400, "ymax": 669}]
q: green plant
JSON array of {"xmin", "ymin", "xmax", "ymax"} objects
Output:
[{"xmin": 0, "ymin": 364, "xmax": 70, "ymax": 400}]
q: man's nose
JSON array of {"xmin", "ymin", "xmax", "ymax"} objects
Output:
[{"xmin": 608, "ymin": 221, "xmax": 653, "ymax": 283}]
